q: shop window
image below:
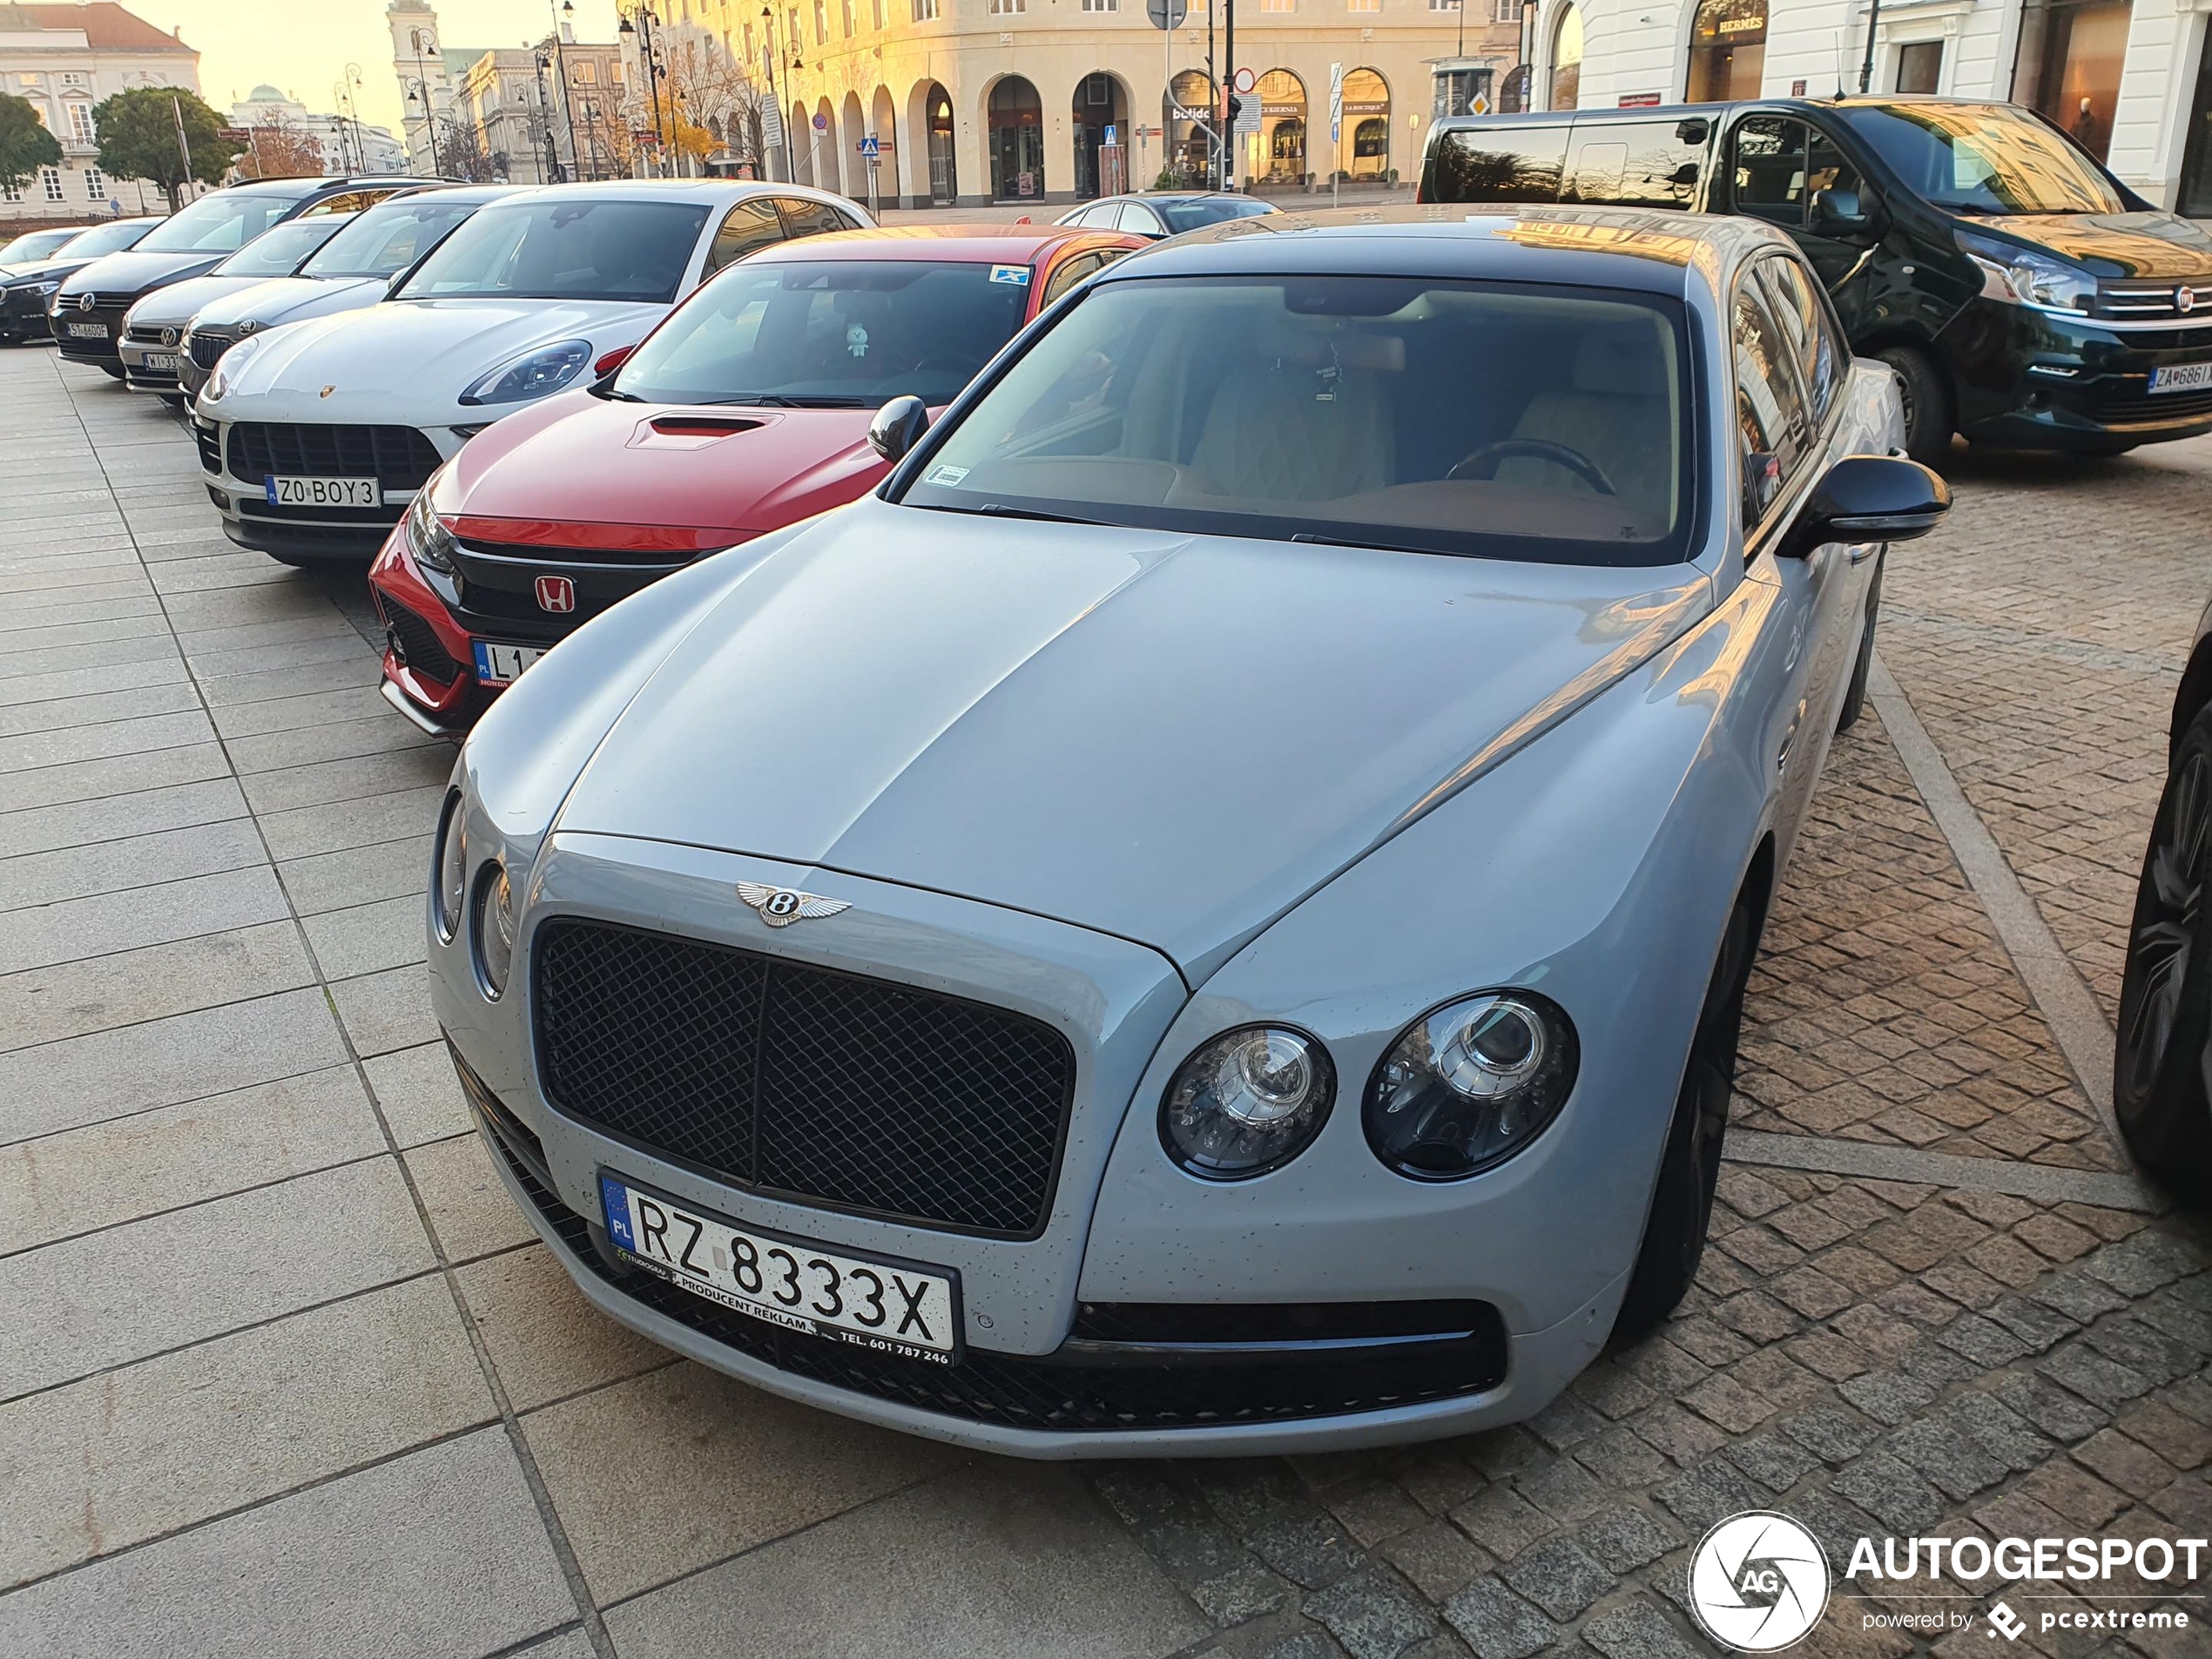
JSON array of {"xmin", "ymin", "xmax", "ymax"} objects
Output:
[
  {"xmin": 988, "ymin": 75, "xmax": 1044, "ymax": 198},
  {"xmin": 1336, "ymin": 68, "xmax": 1389, "ymax": 179},
  {"xmin": 1253, "ymin": 69, "xmax": 1305, "ymax": 182},
  {"xmin": 1687, "ymin": 0, "xmax": 1768, "ymax": 103},
  {"xmin": 2179, "ymin": 27, "xmax": 2212, "ymax": 214},
  {"xmin": 1551, "ymin": 3, "xmax": 1582, "ymax": 109},
  {"xmin": 2013, "ymin": 0, "xmax": 2131, "ymax": 160}
]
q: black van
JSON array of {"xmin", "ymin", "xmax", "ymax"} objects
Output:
[{"xmin": 1419, "ymin": 97, "xmax": 2212, "ymax": 463}]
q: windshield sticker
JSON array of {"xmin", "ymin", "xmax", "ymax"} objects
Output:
[
  {"xmin": 925, "ymin": 465, "xmax": 969, "ymax": 487},
  {"xmin": 988, "ymin": 264, "xmax": 1031, "ymax": 286},
  {"xmin": 846, "ymin": 323, "xmax": 869, "ymax": 358}
]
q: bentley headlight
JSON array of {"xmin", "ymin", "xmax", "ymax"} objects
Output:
[
  {"xmin": 1364, "ymin": 992, "xmax": 1578, "ymax": 1180},
  {"xmin": 473, "ymin": 861, "xmax": 516, "ymax": 997},
  {"xmin": 404, "ymin": 483, "xmax": 457, "ymax": 575},
  {"xmin": 434, "ymin": 791, "xmax": 467, "ymax": 941},
  {"xmin": 458, "ymin": 337, "xmax": 591, "ymax": 406},
  {"xmin": 1161, "ymin": 1026, "xmax": 1335, "ymax": 1179},
  {"xmin": 1959, "ymin": 232, "xmax": 2095, "ymax": 314}
]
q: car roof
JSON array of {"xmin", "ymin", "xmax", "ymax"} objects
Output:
[
  {"xmin": 1429, "ymin": 91, "xmax": 2027, "ymax": 133},
  {"xmin": 746, "ymin": 222, "xmax": 1131, "ymax": 263},
  {"xmin": 379, "ymin": 184, "xmax": 523, "ymax": 206},
  {"xmin": 1096, "ymin": 202, "xmax": 1789, "ymax": 293},
  {"xmin": 494, "ymin": 179, "xmax": 852, "ymax": 210}
]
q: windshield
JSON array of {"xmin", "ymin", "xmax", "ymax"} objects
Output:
[
  {"xmin": 396, "ymin": 199, "xmax": 708, "ymax": 302},
  {"xmin": 1158, "ymin": 198, "xmax": 1275, "ymax": 233},
  {"xmin": 1844, "ymin": 103, "xmax": 2124, "ymax": 213},
  {"xmin": 0, "ymin": 228, "xmax": 80, "ymax": 264},
  {"xmin": 303, "ymin": 195, "xmax": 487, "ymax": 279},
  {"xmin": 900, "ymin": 275, "xmax": 1694, "ymax": 567},
  {"xmin": 615, "ymin": 260, "xmax": 1032, "ymax": 408},
  {"xmin": 53, "ymin": 219, "xmax": 153, "ymax": 259},
  {"xmin": 137, "ymin": 192, "xmax": 298, "ymax": 254},
  {"xmin": 212, "ymin": 215, "xmax": 351, "ymax": 278}
]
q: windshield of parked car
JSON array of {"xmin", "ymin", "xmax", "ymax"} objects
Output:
[
  {"xmin": 899, "ymin": 274, "xmax": 1695, "ymax": 566},
  {"xmin": 395, "ymin": 199, "xmax": 708, "ymax": 303},
  {"xmin": 0, "ymin": 227, "xmax": 81, "ymax": 264},
  {"xmin": 1158, "ymin": 198, "xmax": 1276, "ymax": 233},
  {"xmin": 302, "ymin": 194, "xmax": 486, "ymax": 279},
  {"xmin": 51, "ymin": 219, "xmax": 153, "ymax": 260},
  {"xmin": 614, "ymin": 260, "xmax": 1032, "ymax": 408},
  {"xmin": 1844, "ymin": 103, "xmax": 2124, "ymax": 214},
  {"xmin": 211, "ymin": 215, "xmax": 352, "ymax": 277},
  {"xmin": 136, "ymin": 192, "xmax": 299, "ymax": 254}
]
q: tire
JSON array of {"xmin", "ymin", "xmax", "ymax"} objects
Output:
[
  {"xmin": 2113, "ymin": 702, "xmax": 2212, "ymax": 1196},
  {"xmin": 1615, "ymin": 895, "xmax": 1759, "ymax": 1336},
  {"xmin": 1877, "ymin": 345, "xmax": 1952, "ymax": 469},
  {"xmin": 1835, "ymin": 556, "xmax": 1884, "ymax": 734}
]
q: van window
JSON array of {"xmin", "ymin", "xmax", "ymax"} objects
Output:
[
  {"xmin": 1563, "ymin": 121, "xmax": 1702, "ymax": 208},
  {"xmin": 1755, "ymin": 254, "xmax": 1846, "ymax": 424},
  {"xmin": 1730, "ymin": 117, "xmax": 1865, "ymax": 230},
  {"xmin": 1425, "ymin": 125, "xmax": 1570, "ymax": 203},
  {"xmin": 1732, "ymin": 279, "xmax": 1813, "ymax": 528}
]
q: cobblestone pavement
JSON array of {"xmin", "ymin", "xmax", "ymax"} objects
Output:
[{"xmin": 0, "ymin": 350, "xmax": 2206, "ymax": 1659}]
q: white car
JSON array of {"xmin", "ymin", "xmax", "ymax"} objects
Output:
[
  {"xmin": 194, "ymin": 180, "xmax": 870, "ymax": 563},
  {"xmin": 175, "ymin": 186, "xmax": 523, "ymax": 402}
]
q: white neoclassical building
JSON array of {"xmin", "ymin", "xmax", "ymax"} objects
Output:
[
  {"xmin": 1514, "ymin": 0, "xmax": 2212, "ymax": 212},
  {"xmin": 0, "ymin": 1, "xmax": 201, "ymax": 221},
  {"xmin": 231, "ymin": 85, "xmax": 409, "ymax": 176}
]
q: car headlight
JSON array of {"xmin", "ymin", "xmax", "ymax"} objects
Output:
[
  {"xmin": 1363, "ymin": 992, "xmax": 1578, "ymax": 1180},
  {"xmin": 458, "ymin": 337, "xmax": 591, "ymax": 406},
  {"xmin": 433, "ymin": 791, "xmax": 467, "ymax": 941},
  {"xmin": 1160, "ymin": 1026, "xmax": 1336, "ymax": 1180},
  {"xmin": 404, "ymin": 483, "xmax": 458, "ymax": 575},
  {"xmin": 1958, "ymin": 232, "xmax": 2095, "ymax": 314},
  {"xmin": 473, "ymin": 861, "xmax": 516, "ymax": 997}
]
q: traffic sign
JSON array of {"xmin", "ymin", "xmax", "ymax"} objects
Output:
[
  {"xmin": 813, "ymin": 111, "xmax": 830, "ymax": 132},
  {"xmin": 1328, "ymin": 61, "xmax": 1344, "ymax": 144},
  {"xmin": 858, "ymin": 133, "xmax": 881, "ymax": 157},
  {"xmin": 1103, "ymin": 124, "xmax": 1118, "ymax": 145},
  {"xmin": 1231, "ymin": 66, "xmax": 1256, "ymax": 95},
  {"xmin": 1145, "ymin": 0, "xmax": 1188, "ymax": 27}
]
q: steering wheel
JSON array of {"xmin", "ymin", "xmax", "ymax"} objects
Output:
[
  {"xmin": 914, "ymin": 353, "xmax": 985, "ymax": 378},
  {"xmin": 1447, "ymin": 438, "xmax": 1617, "ymax": 496}
]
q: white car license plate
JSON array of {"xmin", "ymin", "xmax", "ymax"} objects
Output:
[
  {"xmin": 472, "ymin": 640, "xmax": 544, "ymax": 685},
  {"xmin": 600, "ymin": 1174, "xmax": 961, "ymax": 1363},
  {"xmin": 264, "ymin": 475, "xmax": 380, "ymax": 508},
  {"xmin": 2150, "ymin": 361, "xmax": 2212, "ymax": 395},
  {"xmin": 64, "ymin": 320, "xmax": 105, "ymax": 339},
  {"xmin": 138, "ymin": 351, "xmax": 179, "ymax": 372}
]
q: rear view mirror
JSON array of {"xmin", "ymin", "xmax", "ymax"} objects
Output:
[
  {"xmin": 1783, "ymin": 454, "xmax": 1950, "ymax": 557},
  {"xmin": 868, "ymin": 394, "xmax": 929, "ymax": 463},
  {"xmin": 1809, "ymin": 187, "xmax": 1878, "ymax": 241}
]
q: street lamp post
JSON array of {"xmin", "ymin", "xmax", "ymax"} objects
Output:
[
  {"xmin": 408, "ymin": 28, "xmax": 438, "ymax": 175},
  {"xmin": 759, "ymin": 5, "xmax": 788, "ymax": 183},
  {"xmin": 331, "ymin": 82, "xmax": 356, "ymax": 171},
  {"xmin": 619, "ymin": 7, "xmax": 670, "ymax": 176},
  {"xmin": 549, "ymin": 0, "xmax": 580, "ymax": 179},
  {"xmin": 534, "ymin": 55, "xmax": 564, "ymax": 181}
]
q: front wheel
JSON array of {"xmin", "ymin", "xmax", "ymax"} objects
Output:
[
  {"xmin": 1835, "ymin": 556, "xmax": 1884, "ymax": 734},
  {"xmin": 2113, "ymin": 702, "xmax": 2212, "ymax": 1196},
  {"xmin": 1614, "ymin": 895, "xmax": 1759, "ymax": 1336},
  {"xmin": 1877, "ymin": 345, "xmax": 1952, "ymax": 469}
]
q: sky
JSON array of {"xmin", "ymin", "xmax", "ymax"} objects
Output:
[{"xmin": 158, "ymin": 0, "xmax": 627, "ymax": 137}]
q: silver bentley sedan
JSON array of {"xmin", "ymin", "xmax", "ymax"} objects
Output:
[{"xmin": 428, "ymin": 204, "xmax": 1949, "ymax": 1456}]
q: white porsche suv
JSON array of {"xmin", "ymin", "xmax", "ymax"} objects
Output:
[{"xmin": 193, "ymin": 179, "xmax": 867, "ymax": 563}]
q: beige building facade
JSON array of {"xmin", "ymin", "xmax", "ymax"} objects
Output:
[
  {"xmin": 661, "ymin": 0, "xmax": 1516, "ymax": 207},
  {"xmin": 388, "ymin": 0, "xmax": 628, "ymax": 183},
  {"xmin": 0, "ymin": 2, "xmax": 200, "ymax": 221}
]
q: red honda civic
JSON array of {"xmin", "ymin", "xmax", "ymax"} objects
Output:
[{"xmin": 368, "ymin": 223, "xmax": 1144, "ymax": 734}]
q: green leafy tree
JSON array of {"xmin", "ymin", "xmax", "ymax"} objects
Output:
[
  {"xmin": 0, "ymin": 91, "xmax": 62, "ymax": 199},
  {"xmin": 91, "ymin": 86, "xmax": 238, "ymax": 211}
]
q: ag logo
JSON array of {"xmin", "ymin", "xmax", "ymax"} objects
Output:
[{"xmin": 1688, "ymin": 1512, "xmax": 1830, "ymax": 1651}]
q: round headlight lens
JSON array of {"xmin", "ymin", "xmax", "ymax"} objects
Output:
[
  {"xmin": 473, "ymin": 861, "xmax": 516, "ymax": 997},
  {"xmin": 1363, "ymin": 992, "xmax": 1578, "ymax": 1180},
  {"xmin": 433, "ymin": 792, "xmax": 466, "ymax": 941},
  {"xmin": 1161, "ymin": 1025, "xmax": 1336, "ymax": 1180}
]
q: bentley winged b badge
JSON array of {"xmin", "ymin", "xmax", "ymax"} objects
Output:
[{"xmin": 736, "ymin": 882, "xmax": 853, "ymax": 927}]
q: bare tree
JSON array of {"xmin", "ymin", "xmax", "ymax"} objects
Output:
[
  {"xmin": 657, "ymin": 21, "xmax": 775, "ymax": 173},
  {"xmin": 432, "ymin": 118, "xmax": 506, "ymax": 183},
  {"xmin": 234, "ymin": 113, "xmax": 325, "ymax": 179}
]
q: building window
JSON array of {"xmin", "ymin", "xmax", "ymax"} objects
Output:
[
  {"xmin": 1337, "ymin": 67, "xmax": 1389, "ymax": 177},
  {"xmin": 873, "ymin": 0, "xmax": 885, "ymax": 25},
  {"xmin": 67, "ymin": 102, "xmax": 94, "ymax": 145},
  {"xmin": 1550, "ymin": 2, "xmax": 1582, "ymax": 107},
  {"xmin": 1895, "ymin": 39, "xmax": 1942, "ymax": 92},
  {"xmin": 43, "ymin": 166, "xmax": 64, "ymax": 201},
  {"xmin": 813, "ymin": 0, "xmax": 826, "ymax": 41},
  {"xmin": 1, "ymin": 179, "xmax": 20, "ymax": 204},
  {"xmin": 1343, "ymin": 0, "xmax": 1373, "ymax": 11},
  {"xmin": 84, "ymin": 166, "xmax": 105, "ymax": 198},
  {"xmin": 989, "ymin": 0, "xmax": 1025, "ymax": 13},
  {"xmin": 1430, "ymin": 0, "xmax": 1460, "ymax": 10},
  {"xmin": 1685, "ymin": 0, "xmax": 1767, "ymax": 103},
  {"xmin": 743, "ymin": 22, "xmax": 755, "ymax": 60},
  {"xmin": 2013, "ymin": 0, "xmax": 2129, "ymax": 159},
  {"xmin": 912, "ymin": 0, "xmax": 938, "ymax": 19},
  {"xmin": 1082, "ymin": 0, "xmax": 1118, "ymax": 10},
  {"xmin": 574, "ymin": 60, "xmax": 596, "ymax": 83},
  {"xmin": 60, "ymin": 71, "xmax": 86, "ymax": 87},
  {"xmin": 842, "ymin": 0, "xmax": 855, "ymax": 32}
]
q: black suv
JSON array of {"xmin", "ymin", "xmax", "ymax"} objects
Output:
[
  {"xmin": 48, "ymin": 176, "xmax": 421, "ymax": 378},
  {"xmin": 1420, "ymin": 97, "xmax": 2212, "ymax": 463}
]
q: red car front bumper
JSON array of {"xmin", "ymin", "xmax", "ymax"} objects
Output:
[{"xmin": 368, "ymin": 526, "xmax": 493, "ymax": 738}]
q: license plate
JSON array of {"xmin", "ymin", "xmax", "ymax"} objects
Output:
[
  {"xmin": 64, "ymin": 320, "xmax": 105, "ymax": 339},
  {"xmin": 2150, "ymin": 361, "xmax": 2212, "ymax": 395},
  {"xmin": 600, "ymin": 1174, "xmax": 961, "ymax": 1363},
  {"xmin": 138, "ymin": 352, "xmax": 179, "ymax": 372},
  {"xmin": 264, "ymin": 475, "xmax": 381, "ymax": 508},
  {"xmin": 472, "ymin": 640, "xmax": 544, "ymax": 685}
]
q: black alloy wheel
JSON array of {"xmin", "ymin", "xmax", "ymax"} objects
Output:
[
  {"xmin": 2113, "ymin": 702, "xmax": 2212, "ymax": 1194},
  {"xmin": 1877, "ymin": 345, "xmax": 1951, "ymax": 469},
  {"xmin": 1615, "ymin": 894, "xmax": 1759, "ymax": 1336}
]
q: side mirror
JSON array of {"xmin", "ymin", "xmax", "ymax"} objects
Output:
[
  {"xmin": 593, "ymin": 343, "xmax": 635, "ymax": 377},
  {"xmin": 1809, "ymin": 186, "xmax": 1878, "ymax": 241},
  {"xmin": 867, "ymin": 394, "xmax": 929, "ymax": 464},
  {"xmin": 1782, "ymin": 454, "xmax": 1949, "ymax": 557}
]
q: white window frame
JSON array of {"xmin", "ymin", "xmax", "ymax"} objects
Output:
[{"xmin": 42, "ymin": 166, "xmax": 64, "ymax": 202}]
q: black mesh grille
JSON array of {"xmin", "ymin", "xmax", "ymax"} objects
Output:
[
  {"xmin": 226, "ymin": 422, "xmax": 443, "ymax": 490},
  {"xmin": 473, "ymin": 1100, "xmax": 1511, "ymax": 1434},
  {"xmin": 2098, "ymin": 384, "xmax": 2212, "ymax": 422},
  {"xmin": 534, "ymin": 920, "xmax": 1076, "ymax": 1237},
  {"xmin": 378, "ymin": 595, "xmax": 462, "ymax": 685}
]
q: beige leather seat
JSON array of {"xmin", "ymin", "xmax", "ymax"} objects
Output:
[
  {"xmin": 1189, "ymin": 327, "xmax": 1397, "ymax": 503},
  {"xmin": 1494, "ymin": 324, "xmax": 1674, "ymax": 514}
]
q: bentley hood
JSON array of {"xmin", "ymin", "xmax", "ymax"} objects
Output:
[
  {"xmin": 550, "ymin": 499, "xmax": 1710, "ymax": 977},
  {"xmin": 1959, "ymin": 211, "xmax": 2212, "ymax": 280}
]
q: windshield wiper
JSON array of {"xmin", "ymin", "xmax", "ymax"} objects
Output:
[
  {"xmin": 589, "ymin": 382, "xmax": 646, "ymax": 402},
  {"xmin": 917, "ymin": 501, "xmax": 1114, "ymax": 527},
  {"xmin": 705, "ymin": 393, "xmax": 874, "ymax": 408}
]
